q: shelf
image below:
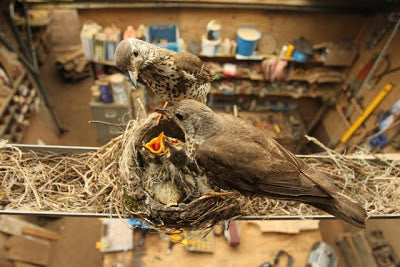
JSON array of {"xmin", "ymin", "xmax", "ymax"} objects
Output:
[
  {"xmin": 199, "ymin": 54, "xmax": 264, "ymax": 61},
  {"xmin": 218, "ymin": 74, "xmax": 264, "ymax": 81},
  {"xmin": 210, "ymin": 90, "xmax": 327, "ymax": 99},
  {"xmin": 0, "ymin": 70, "xmax": 26, "ymax": 120},
  {"xmin": 200, "ymin": 53, "xmax": 327, "ymax": 64},
  {"xmin": 0, "ymin": 105, "xmax": 18, "ymax": 136},
  {"xmin": 89, "ymin": 59, "xmax": 116, "ymax": 67},
  {"xmin": 89, "ymin": 55, "xmax": 326, "ymax": 68}
]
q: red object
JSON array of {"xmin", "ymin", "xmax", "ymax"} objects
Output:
[{"xmin": 224, "ymin": 220, "xmax": 240, "ymax": 246}]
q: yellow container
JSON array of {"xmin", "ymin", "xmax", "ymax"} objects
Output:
[{"xmin": 284, "ymin": 44, "xmax": 295, "ymax": 58}]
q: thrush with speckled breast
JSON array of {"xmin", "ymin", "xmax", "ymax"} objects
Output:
[
  {"xmin": 156, "ymin": 100, "xmax": 368, "ymax": 228},
  {"xmin": 114, "ymin": 38, "xmax": 214, "ymax": 102}
]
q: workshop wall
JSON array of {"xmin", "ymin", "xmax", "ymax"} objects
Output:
[
  {"xmin": 318, "ymin": 14, "xmax": 400, "ymax": 149},
  {"xmin": 78, "ymin": 8, "xmax": 367, "ymax": 49}
]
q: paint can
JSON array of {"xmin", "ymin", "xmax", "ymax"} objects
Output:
[
  {"xmin": 97, "ymin": 77, "xmax": 113, "ymax": 103},
  {"xmin": 109, "ymin": 74, "xmax": 127, "ymax": 105},
  {"xmin": 236, "ymin": 27, "xmax": 261, "ymax": 56},
  {"xmin": 206, "ymin": 20, "xmax": 221, "ymax": 41}
]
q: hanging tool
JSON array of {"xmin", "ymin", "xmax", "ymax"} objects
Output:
[
  {"xmin": 340, "ymin": 83, "xmax": 393, "ymax": 144},
  {"xmin": 346, "ymin": 57, "xmax": 375, "ymax": 96},
  {"xmin": 259, "ymin": 250, "xmax": 294, "ymax": 267},
  {"xmin": 369, "ymin": 55, "xmax": 391, "ymax": 90},
  {"xmin": 366, "ymin": 22, "xmax": 392, "ymax": 49}
]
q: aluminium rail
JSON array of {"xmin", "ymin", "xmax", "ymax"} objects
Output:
[{"xmin": 0, "ymin": 144, "xmax": 398, "ymax": 220}]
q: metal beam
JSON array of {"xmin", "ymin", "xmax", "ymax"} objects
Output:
[
  {"xmin": 24, "ymin": 0, "xmax": 384, "ymax": 13},
  {"xmin": 0, "ymin": 210, "xmax": 398, "ymax": 220},
  {"xmin": 3, "ymin": 144, "xmax": 399, "ymax": 219},
  {"xmin": 12, "ymin": 144, "xmax": 400, "ymax": 160}
]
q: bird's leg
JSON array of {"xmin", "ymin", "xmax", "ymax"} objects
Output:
[
  {"xmin": 199, "ymin": 190, "xmax": 240, "ymax": 200},
  {"xmin": 154, "ymin": 101, "xmax": 169, "ymax": 124}
]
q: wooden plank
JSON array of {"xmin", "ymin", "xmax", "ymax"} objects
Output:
[
  {"xmin": 5, "ymin": 236, "xmax": 50, "ymax": 266},
  {"xmin": 22, "ymin": 227, "xmax": 60, "ymax": 241},
  {"xmin": 352, "ymin": 231, "xmax": 378, "ymax": 267},
  {"xmin": 14, "ymin": 262, "xmax": 37, "ymax": 267},
  {"xmin": 0, "ymin": 260, "xmax": 14, "ymax": 267},
  {"xmin": 248, "ymin": 220, "xmax": 319, "ymax": 234},
  {"xmin": 0, "ymin": 216, "xmax": 50, "ymax": 244},
  {"xmin": 336, "ymin": 234, "xmax": 363, "ymax": 267}
]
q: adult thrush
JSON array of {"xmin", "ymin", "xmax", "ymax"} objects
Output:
[
  {"xmin": 114, "ymin": 38, "xmax": 214, "ymax": 102},
  {"xmin": 156, "ymin": 100, "xmax": 368, "ymax": 228}
]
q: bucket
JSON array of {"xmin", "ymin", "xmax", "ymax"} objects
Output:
[
  {"xmin": 206, "ymin": 20, "xmax": 221, "ymax": 41},
  {"xmin": 201, "ymin": 35, "xmax": 221, "ymax": 56},
  {"xmin": 109, "ymin": 74, "xmax": 127, "ymax": 105},
  {"xmin": 236, "ymin": 27, "xmax": 261, "ymax": 56}
]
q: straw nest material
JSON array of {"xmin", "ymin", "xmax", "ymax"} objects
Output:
[{"xmin": 0, "ymin": 114, "xmax": 399, "ymax": 231}]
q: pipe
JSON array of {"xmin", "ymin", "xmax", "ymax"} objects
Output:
[{"xmin": 22, "ymin": 0, "xmax": 39, "ymax": 70}]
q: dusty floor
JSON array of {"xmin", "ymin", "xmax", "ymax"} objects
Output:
[
  {"xmin": 22, "ymin": 53, "xmax": 98, "ymax": 146},
  {"xmin": 17, "ymin": 52, "xmax": 400, "ymax": 267},
  {"xmin": 45, "ymin": 217, "xmax": 103, "ymax": 267}
]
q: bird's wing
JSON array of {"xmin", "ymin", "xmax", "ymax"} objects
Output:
[
  {"xmin": 174, "ymin": 51, "xmax": 214, "ymax": 82},
  {"xmin": 195, "ymin": 134, "xmax": 330, "ymax": 198}
]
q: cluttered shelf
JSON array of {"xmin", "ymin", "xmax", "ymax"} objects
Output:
[
  {"xmin": 90, "ymin": 54, "xmax": 329, "ymax": 66},
  {"xmin": 0, "ymin": 69, "xmax": 39, "ymax": 142},
  {"xmin": 0, "ymin": 70, "xmax": 27, "ymax": 119},
  {"xmin": 89, "ymin": 58, "xmax": 345, "ymax": 85},
  {"xmin": 210, "ymin": 89, "xmax": 327, "ymax": 99}
]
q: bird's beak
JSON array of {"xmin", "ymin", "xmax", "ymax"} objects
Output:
[
  {"xmin": 128, "ymin": 70, "xmax": 138, "ymax": 87},
  {"xmin": 155, "ymin": 107, "xmax": 173, "ymax": 119},
  {"xmin": 155, "ymin": 108, "xmax": 168, "ymax": 115}
]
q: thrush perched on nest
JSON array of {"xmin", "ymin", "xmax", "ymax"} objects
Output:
[
  {"xmin": 156, "ymin": 100, "xmax": 368, "ymax": 228},
  {"xmin": 114, "ymin": 38, "xmax": 214, "ymax": 103}
]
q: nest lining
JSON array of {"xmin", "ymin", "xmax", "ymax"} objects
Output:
[{"xmin": 0, "ymin": 116, "xmax": 399, "ymax": 230}]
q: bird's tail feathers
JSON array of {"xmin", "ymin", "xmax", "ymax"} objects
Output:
[{"xmin": 308, "ymin": 193, "xmax": 367, "ymax": 228}]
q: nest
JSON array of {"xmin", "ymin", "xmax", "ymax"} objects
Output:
[{"xmin": 0, "ymin": 115, "xmax": 400, "ymax": 231}]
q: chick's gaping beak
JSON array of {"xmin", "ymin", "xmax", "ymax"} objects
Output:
[{"xmin": 128, "ymin": 70, "xmax": 138, "ymax": 87}]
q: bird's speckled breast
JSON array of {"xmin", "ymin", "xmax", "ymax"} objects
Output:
[{"xmin": 139, "ymin": 58, "xmax": 210, "ymax": 102}]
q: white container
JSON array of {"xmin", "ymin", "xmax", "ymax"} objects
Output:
[
  {"xmin": 80, "ymin": 21, "xmax": 102, "ymax": 60},
  {"xmin": 109, "ymin": 74, "xmax": 127, "ymax": 105},
  {"xmin": 206, "ymin": 20, "xmax": 221, "ymax": 41},
  {"xmin": 201, "ymin": 35, "xmax": 221, "ymax": 56},
  {"xmin": 220, "ymin": 38, "xmax": 232, "ymax": 55}
]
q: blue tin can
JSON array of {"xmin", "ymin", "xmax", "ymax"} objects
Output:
[
  {"xmin": 98, "ymin": 80, "xmax": 113, "ymax": 103},
  {"xmin": 236, "ymin": 27, "xmax": 261, "ymax": 56}
]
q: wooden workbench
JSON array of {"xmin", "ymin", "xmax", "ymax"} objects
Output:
[{"xmin": 102, "ymin": 220, "xmax": 322, "ymax": 267}]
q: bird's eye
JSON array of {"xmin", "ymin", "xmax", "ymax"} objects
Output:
[
  {"xmin": 175, "ymin": 112, "xmax": 184, "ymax": 121},
  {"xmin": 133, "ymin": 51, "xmax": 138, "ymax": 57}
]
